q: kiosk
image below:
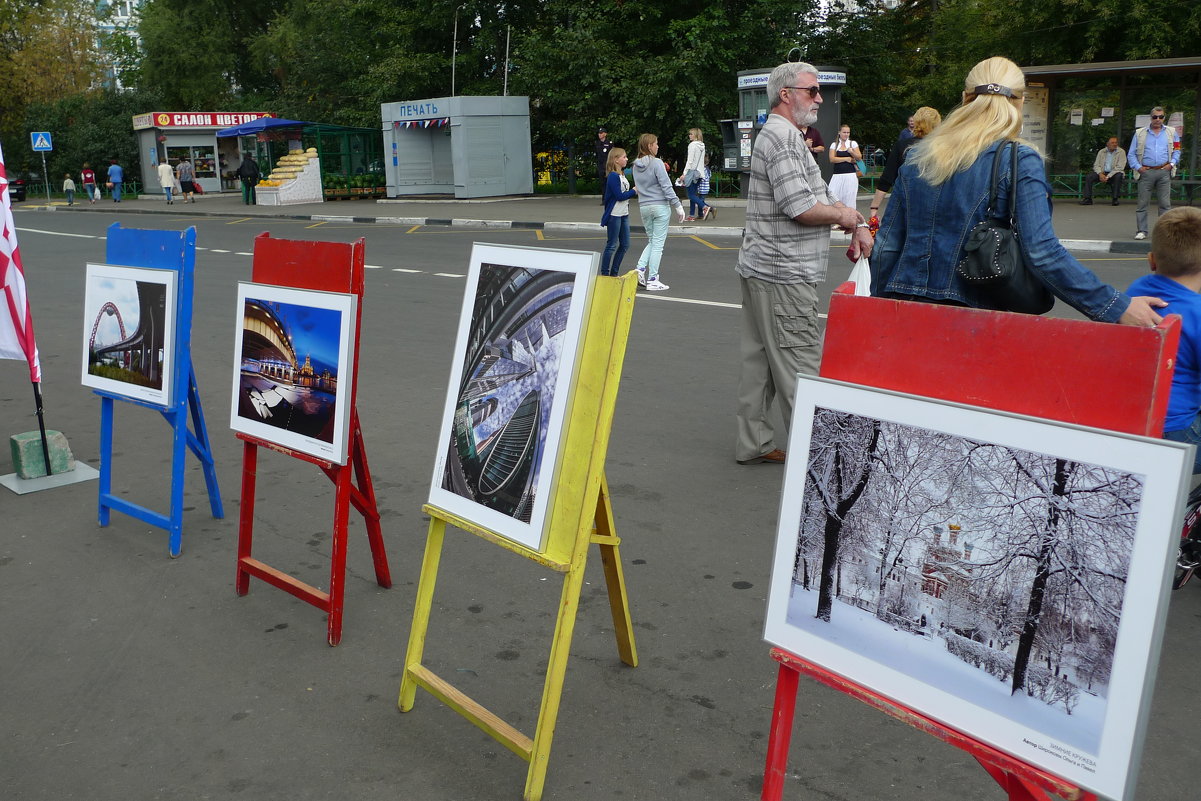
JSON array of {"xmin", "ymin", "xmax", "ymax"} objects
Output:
[
  {"xmin": 720, "ymin": 66, "xmax": 846, "ymax": 189},
  {"xmin": 132, "ymin": 112, "xmax": 274, "ymax": 195},
  {"xmin": 380, "ymin": 96, "xmax": 533, "ymax": 198}
]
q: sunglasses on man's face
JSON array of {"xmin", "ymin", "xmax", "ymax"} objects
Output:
[
  {"xmin": 1151, "ymin": 115, "xmax": 1165, "ymax": 119},
  {"xmin": 784, "ymin": 86, "xmax": 821, "ymax": 98}
]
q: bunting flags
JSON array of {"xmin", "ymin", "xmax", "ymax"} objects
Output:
[
  {"xmin": 0, "ymin": 140, "xmax": 42, "ymax": 383},
  {"xmin": 393, "ymin": 118, "xmax": 451, "ymax": 130}
]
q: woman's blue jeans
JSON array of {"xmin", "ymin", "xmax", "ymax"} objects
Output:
[
  {"xmin": 600, "ymin": 215, "xmax": 630, "ymax": 276},
  {"xmin": 1165, "ymin": 413, "xmax": 1201, "ymax": 474},
  {"xmin": 686, "ymin": 180, "xmax": 707, "ymax": 217}
]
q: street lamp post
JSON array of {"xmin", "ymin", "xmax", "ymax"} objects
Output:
[{"xmin": 452, "ymin": 4, "xmax": 466, "ymax": 96}]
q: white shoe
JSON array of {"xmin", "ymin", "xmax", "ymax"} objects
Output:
[
  {"xmin": 636, "ymin": 268, "xmax": 647, "ymax": 287},
  {"xmin": 1134, "ymin": 231, "xmax": 1147, "ymax": 240},
  {"xmin": 645, "ymin": 279, "xmax": 669, "ymax": 291}
]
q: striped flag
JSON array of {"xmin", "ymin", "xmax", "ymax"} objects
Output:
[{"xmin": 0, "ymin": 140, "xmax": 41, "ymax": 383}]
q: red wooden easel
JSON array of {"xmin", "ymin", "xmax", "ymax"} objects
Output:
[
  {"xmin": 234, "ymin": 234, "xmax": 391, "ymax": 646},
  {"xmin": 761, "ymin": 285, "xmax": 1181, "ymax": 801}
]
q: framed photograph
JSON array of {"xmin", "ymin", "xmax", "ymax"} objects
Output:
[
  {"xmin": 229, "ymin": 282, "xmax": 357, "ymax": 465},
  {"xmin": 428, "ymin": 243, "xmax": 597, "ymax": 552},
  {"xmin": 765, "ymin": 377, "xmax": 1190, "ymax": 801},
  {"xmin": 81, "ymin": 263, "xmax": 178, "ymax": 407}
]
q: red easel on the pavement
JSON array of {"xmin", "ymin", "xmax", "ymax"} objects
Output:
[
  {"xmin": 761, "ymin": 284, "xmax": 1181, "ymax": 801},
  {"xmin": 234, "ymin": 233, "xmax": 390, "ymax": 646}
]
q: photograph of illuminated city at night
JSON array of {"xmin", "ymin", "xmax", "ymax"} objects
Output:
[
  {"xmin": 429, "ymin": 245, "xmax": 595, "ymax": 551},
  {"xmin": 229, "ymin": 283, "xmax": 357, "ymax": 464}
]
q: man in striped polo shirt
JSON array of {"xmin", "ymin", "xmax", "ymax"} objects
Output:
[{"xmin": 734, "ymin": 61, "xmax": 873, "ymax": 465}]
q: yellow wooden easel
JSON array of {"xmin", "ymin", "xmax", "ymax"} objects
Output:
[{"xmin": 399, "ymin": 270, "xmax": 639, "ymax": 801}]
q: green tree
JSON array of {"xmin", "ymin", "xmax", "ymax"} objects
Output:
[
  {"xmin": 136, "ymin": 0, "xmax": 286, "ymax": 108},
  {"xmin": 0, "ymin": 0, "xmax": 106, "ymax": 166},
  {"xmin": 510, "ymin": 0, "xmax": 815, "ymax": 169},
  {"xmin": 23, "ymin": 87, "xmax": 164, "ymax": 188}
]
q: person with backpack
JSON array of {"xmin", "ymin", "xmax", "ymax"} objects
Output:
[
  {"xmin": 1128, "ymin": 106, "xmax": 1181, "ymax": 240},
  {"xmin": 237, "ymin": 154, "xmax": 260, "ymax": 205}
]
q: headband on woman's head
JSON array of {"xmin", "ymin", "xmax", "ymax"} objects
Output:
[{"xmin": 971, "ymin": 83, "xmax": 1015, "ymax": 98}]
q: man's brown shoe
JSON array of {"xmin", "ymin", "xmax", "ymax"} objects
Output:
[{"xmin": 737, "ymin": 449, "xmax": 786, "ymax": 465}]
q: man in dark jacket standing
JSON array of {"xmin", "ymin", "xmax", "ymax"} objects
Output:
[
  {"xmin": 594, "ymin": 127, "xmax": 613, "ymax": 181},
  {"xmin": 237, "ymin": 154, "xmax": 260, "ymax": 205}
]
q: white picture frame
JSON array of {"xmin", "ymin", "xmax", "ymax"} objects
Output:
[
  {"xmin": 229, "ymin": 282, "xmax": 357, "ymax": 465},
  {"xmin": 765, "ymin": 376, "xmax": 1190, "ymax": 801},
  {"xmin": 427, "ymin": 243, "xmax": 597, "ymax": 552},
  {"xmin": 81, "ymin": 262, "xmax": 178, "ymax": 407}
]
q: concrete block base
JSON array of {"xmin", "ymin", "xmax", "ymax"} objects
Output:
[{"xmin": 10, "ymin": 430, "xmax": 75, "ymax": 479}]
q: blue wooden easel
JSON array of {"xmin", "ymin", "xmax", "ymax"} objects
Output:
[{"xmin": 96, "ymin": 224, "xmax": 223, "ymax": 556}]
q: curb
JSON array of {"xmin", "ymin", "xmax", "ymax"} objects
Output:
[{"xmin": 27, "ymin": 203, "xmax": 1134, "ymax": 251}]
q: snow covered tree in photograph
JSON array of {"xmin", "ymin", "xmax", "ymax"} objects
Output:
[
  {"xmin": 962, "ymin": 450, "xmax": 1138, "ymax": 702},
  {"xmin": 804, "ymin": 409, "xmax": 881, "ymax": 622},
  {"xmin": 790, "ymin": 408, "xmax": 1141, "ymax": 716}
]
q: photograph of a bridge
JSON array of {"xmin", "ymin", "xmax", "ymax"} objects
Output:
[
  {"xmin": 428, "ymin": 243, "xmax": 596, "ymax": 552},
  {"xmin": 764, "ymin": 377, "xmax": 1189, "ymax": 801},
  {"xmin": 229, "ymin": 282, "xmax": 357, "ymax": 464},
  {"xmin": 80, "ymin": 263, "xmax": 177, "ymax": 406}
]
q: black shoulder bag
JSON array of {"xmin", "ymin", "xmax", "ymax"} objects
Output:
[{"xmin": 956, "ymin": 141, "xmax": 1054, "ymax": 315}]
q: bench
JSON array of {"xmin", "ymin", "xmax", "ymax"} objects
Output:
[{"xmin": 1174, "ymin": 178, "xmax": 1201, "ymax": 205}]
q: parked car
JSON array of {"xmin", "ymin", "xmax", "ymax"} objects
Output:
[{"xmin": 7, "ymin": 173, "xmax": 27, "ymax": 201}]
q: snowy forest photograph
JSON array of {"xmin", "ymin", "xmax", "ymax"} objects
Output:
[{"xmin": 765, "ymin": 379, "xmax": 1187, "ymax": 796}]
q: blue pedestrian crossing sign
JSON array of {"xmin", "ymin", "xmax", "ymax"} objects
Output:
[{"xmin": 30, "ymin": 132, "xmax": 53, "ymax": 152}]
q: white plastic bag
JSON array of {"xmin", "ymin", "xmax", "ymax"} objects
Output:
[{"xmin": 847, "ymin": 256, "xmax": 871, "ymax": 297}]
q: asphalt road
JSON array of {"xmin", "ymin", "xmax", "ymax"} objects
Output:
[{"xmin": 1, "ymin": 209, "xmax": 1197, "ymax": 801}]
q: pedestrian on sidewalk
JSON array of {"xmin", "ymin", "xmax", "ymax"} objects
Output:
[
  {"xmin": 594, "ymin": 127, "xmax": 613, "ymax": 182},
  {"xmin": 157, "ymin": 160, "xmax": 176, "ymax": 204},
  {"xmin": 735, "ymin": 61, "xmax": 870, "ymax": 467},
  {"xmin": 81, "ymin": 162, "xmax": 97, "ymax": 203},
  {"xmin": 106, "ymin": 159, "xmax": 124, "ymax": 202},
  {"xmin": 698, "ymin": 157, "xmax": 714, "ymax": 218},
  {"xmin": 631, "ymin": 133, "xmax": 686, "ymax": 292},
  {"xmin": 237, "ymin": 154, "xmax": 260, "ymax": 205},
  {"xmin": 871, "ymin": 56, "xmax": 1164, "ymax": 328},
  {"xmin": 599, "ymin": 148, "xmax": 637, "ymax": 277},
  {"xmin": 176, "ymin": 158, "xmax": 196, "ymax": 203},
  {"xmin": 681, "ymin": 128, "xmax": 712, "ymax": 220},
  {"xmin": 62, "ymin": 174, "xmax": 75, "ymax": 205},
  {"xmin": 869, "ymin": 106, "xmax": 941, "ymax": 222},
  {"xmin": 827, "ymin": 123, "xmax": 862, "ymax": 211},
  {"xmin": 1129, "ymin": 106, "xmax": 1181, "ymax": 240}
]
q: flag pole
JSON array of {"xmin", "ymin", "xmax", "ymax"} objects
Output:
[{"xmin": 31, "ymin": 382, "xmax": 52, "ymax": 476}]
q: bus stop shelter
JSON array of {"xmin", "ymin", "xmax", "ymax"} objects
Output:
[{"xmin": 1021, "ymin": 56, "xmax": 1200, "ymax": 179}]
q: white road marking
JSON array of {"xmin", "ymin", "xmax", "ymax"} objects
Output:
[
  {"xmin": 434, "ymin": 272, "xmax": 465, "ymax": 278},
  {"xmin": 637, "ymin": 294, "xmax": 740, "ymax": 309},
  {"xmin": 14, "ymin": 227, "xmax": 98, "ymax": 239}
]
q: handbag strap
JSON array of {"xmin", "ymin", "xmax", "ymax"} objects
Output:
[
  {"xmin": 984, "ymin": 140, "xmax": 1005, "ymax": 217},
  {"xmin": 985, "ymin": 140, "xmax": 1020, "ymax": 224},
  {"xmin": 1006, "ymin": 139, "xmax": 1019, "ymax": 225}
]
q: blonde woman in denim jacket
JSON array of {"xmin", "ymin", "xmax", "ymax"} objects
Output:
[{"xmin": 870, "ymin": 56, "xmax": 1164, "ymax": 327}]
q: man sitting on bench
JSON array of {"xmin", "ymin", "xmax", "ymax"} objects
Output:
[{"xmin": 1080, "ymin": 136, "xmax": 1126, "ymax": 206}]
